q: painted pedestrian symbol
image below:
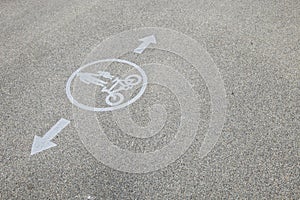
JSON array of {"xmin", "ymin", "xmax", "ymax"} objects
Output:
[
  {"xmin": 77, "ymin": 71, "xmax": 142, "ymax": 106},
  {"xmin": 77, "ymin": 71, "xmax": 113, "ymax": 87}
]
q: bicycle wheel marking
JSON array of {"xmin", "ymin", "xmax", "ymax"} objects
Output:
[{"xmin": 66, "ymin": 59, "xmax": 147, "ymax": 112}]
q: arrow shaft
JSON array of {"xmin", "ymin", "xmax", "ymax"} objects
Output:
[
  {"xmin": 134, "ymin": 42, "xmax": 150, "ymax": 53},
  {"xmin": 43, "ymin": 118, "xmax": 70, "ymax": 140}
]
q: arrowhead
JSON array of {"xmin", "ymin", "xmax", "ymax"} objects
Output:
[
  {"xmin": 139, "ymin": 35, "xmax": 156, "ymax": 44},
  {"xmin": 31, "ymin": 135, "xmax": 57, "ymax": 155}
]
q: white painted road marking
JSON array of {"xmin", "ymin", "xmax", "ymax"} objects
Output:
[
  {"xmin": 66, "ymin": 59, "xmax": 147, "ymax": 112},
  {"xmin": 31, "ymin": 118, "xmax": 70, "ymax": 155},
  {"xmin": 134, "ymin": 35, "xmax": 156, "ymax": 54},
  {"xmin": 71, "ymin": 28, "xmax": 226, "ymax": 173}
]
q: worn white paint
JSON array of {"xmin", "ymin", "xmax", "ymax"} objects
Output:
[
  {"xmin": 66, "ymin": 59, "xmax": 147, "ymax": 112},
  {"xmin": 134, "ymin": 35, "xmax": 156, "ymax": 54},
  {"xmin": 31, "ymin": 118, "xmax": 70, "ymax": 155}
]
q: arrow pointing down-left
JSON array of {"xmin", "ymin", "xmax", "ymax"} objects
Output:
[{"xmin": 31, "ymin": 118, "xmax": 70, "ymax": 155}]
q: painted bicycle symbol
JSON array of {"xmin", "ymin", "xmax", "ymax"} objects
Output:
[{"xmin": 77, "ymin": 71, "xmax": 142, "ymax": 106}]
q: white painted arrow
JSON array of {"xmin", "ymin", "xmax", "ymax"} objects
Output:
[
  {"xmin": 134, "ymin": 35, "xmax": 156, "ymax": 54},
  {"xmin": 31, "ymin": 118, "xmax": 70, "ymax": 155}
]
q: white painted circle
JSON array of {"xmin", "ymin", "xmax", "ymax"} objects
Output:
[{"xmin": 66, "ymin": 58, "xmax": 147, "ymax": 112}]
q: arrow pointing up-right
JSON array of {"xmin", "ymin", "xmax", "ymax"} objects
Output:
[{"xmin": 134, "ymin": 35, "xmax": 156, "ymax": 54}]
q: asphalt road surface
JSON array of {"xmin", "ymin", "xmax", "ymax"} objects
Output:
[{"xmin": 1, "ymin": 0, "xmax": 299, "ymax": 199}]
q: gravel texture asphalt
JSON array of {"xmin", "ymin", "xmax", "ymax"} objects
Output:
[{"xmin": 0, "ymin": 0, "xmax": 299, "ymax": 199}]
